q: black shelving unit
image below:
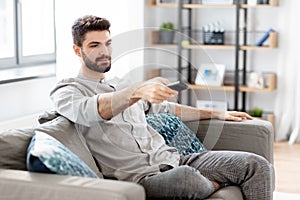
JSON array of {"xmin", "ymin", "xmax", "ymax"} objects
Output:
[
  {"xmin": 176, "ymin": 0, "xmax": 249, "ymax": 111},
  {"xmin": 147, "ymin": 0, "xmax": 278, "ymax": 127},
  {"xmin": 148, "ymin": 0, "xmax": 279, "ymax": 115},
  {"xmin": 177, "ymin": 0, "xmax": 194, "ymax": 105}
]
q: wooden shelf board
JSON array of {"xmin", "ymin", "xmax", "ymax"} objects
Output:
[
  {"xmin": 239, "ymin": 86, "xmax": 275, "ymax": 92},
  {"xmin": 149, "ymin": 30, "xmax": 278, "ymax": 50},
  {"xmin": 186, "ymin": 45, "xmax": 276, "ymax": 50},
  {"xmin": 151, "ymin": 44, "xmax": 277, "ymax": 50},
  {"xmin": 151, "ymin": 4, "xmax": 177, "ymax": 8},
  {"xmin": 185, "ymin": 44, "xmax": 235, "ymax": 50},
  {"xmin": 149, "ymin": 44, "xmax": 277, "ymax": 50},
  {"xmin": 189, "ymin": 84, "xmax": 276, "ymax": 92},
  {"xmin": 149, "ymin": 0, "xmax": 278, "ymax": 8},
  {"xmin": 150, "ymin": 44, "xmax": 235, "ymax": 50},
  {"xmin": 189, "ymin": 84, "xmax": 235, "ymax": 91},
  {"xmin": 184, "ymin": 4, "xmax": 235, "ymax": 9},
  {"xmin": 241, "ymin": 4, "xmax": 278, "ymax": 8},
  {"xmin": 240, "ymin": 45, "xmax": 277, "ymax": 50},
  {"xmin": 151, "ymin": 4, "xmax": 277, "ymax": 9}
]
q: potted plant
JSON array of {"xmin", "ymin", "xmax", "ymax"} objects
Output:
[
  {"xmin": 249, "ymin": 107, "xmax": 263, "ymax": 118},
  {"xmin": 159, "ymin": 22, "xmax": 175, "ymax": 44}
]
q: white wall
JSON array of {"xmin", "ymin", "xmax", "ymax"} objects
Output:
[
  {"xmin": 55, "ymin": 0, "xmax": 145, "ymax": 82},
  {"xmin": 0, "ymin": 76, "xmax": 56, "ymax": 122}
]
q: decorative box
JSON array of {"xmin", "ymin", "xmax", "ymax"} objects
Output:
[{"xmin": 203, "ymin": 31, "xmax": 225, "ymax": 45}]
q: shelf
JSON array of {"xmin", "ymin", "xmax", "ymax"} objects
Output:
[
  {"xmin": 240, "ymin": 32, "xmax": 278, "ymax": 49},
  {"xmin": 189, "ymin": 73, "xmax": 276, "ymax": 92},
  {"xmin": 147, "ymin": 69, "xmax": 277, "ymax": 93},
  {"xmin": 149, "ymin": 31, "xmax": 278, "ymax": 49},
  {"xmin": 184, "ymin": 4, "xmax": 235, "ymax": 9},
  {"xmin": 188, "ymin": 84, "xmax": 276, "ymax": 92},
  {"xmin": 184, "ymin": 44, "xmax": 235, "ymax": 50},
  {"xmin": 188, "ymin": 84, "xmax": 235, "ymax": 91},
  {"xmin": 239, "ymin": 86, "xmax": 275, "ymax": 92},
  {"xmin": 150, "ymin": 43, "xmax": 277, "ymax": 50},
  {"xmin": 148, "ymin": 0, "xmax": 278, "ymax": 8}
]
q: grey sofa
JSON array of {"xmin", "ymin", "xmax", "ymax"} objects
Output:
[{"xmin": 0, "ymin": 112, "xmax": 274, "ymax": 200}]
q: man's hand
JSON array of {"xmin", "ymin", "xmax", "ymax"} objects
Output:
[
  {"xmin": 131, "ymin": 77, "xmax": 178, "ymax": 104},
  {"xmin": 216, "ymin": 111, "xmax": 253, "ymax": 122}
]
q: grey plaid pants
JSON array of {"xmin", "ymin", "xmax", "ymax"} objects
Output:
[{"xmin": 139, "ymin": 151, "xmax": 274, "ymax": 200}]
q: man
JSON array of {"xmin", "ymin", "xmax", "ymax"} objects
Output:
[{"xmin": 50, "ymin": 15, "xmax": 274, "ymax": 199}]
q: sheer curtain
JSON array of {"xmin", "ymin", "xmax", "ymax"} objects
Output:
[{"xmin": 275, "ymin": 0, "xmax": 300, "ymax": 144}]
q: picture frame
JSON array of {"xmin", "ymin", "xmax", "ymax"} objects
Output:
[
  {"xmin": 196, "ymin": 100, "xmax": 228, "ymax": 111},
  {"xmin": 247, "ymin": 72, "xmax": 265, "ymax": 89},
  {"xmin": 195, "ymin": 63, "xmax": 226, "ymax": 87}
]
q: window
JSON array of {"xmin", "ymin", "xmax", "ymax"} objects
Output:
[{"xmin": 0, "ymin": 0, "xmax": 56, "ymax": 70}]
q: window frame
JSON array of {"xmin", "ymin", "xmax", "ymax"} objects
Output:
[{"xmin": 0, "ymin": 0, "xmax": 56, "ymax": 70}]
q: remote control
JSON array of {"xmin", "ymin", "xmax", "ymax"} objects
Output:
[{"xmin": 167, "ymin": 81, "xmax": 189, "ymax": 91}]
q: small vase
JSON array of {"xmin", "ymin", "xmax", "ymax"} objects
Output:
[{"xmin": 159, "ymin": 31, "xmax": 174, "ymax": 44}]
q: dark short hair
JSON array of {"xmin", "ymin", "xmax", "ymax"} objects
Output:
[{"xmin": 72, "ymin": 15, "xmax": 111, "ymax": 47}]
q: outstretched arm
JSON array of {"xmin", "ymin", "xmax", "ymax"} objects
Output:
[
  {"xmin": 98, "ymin": 77, "xmax": 178, "ymax": 120},
  {"xmin": 51, "ymin": 77, "xmax": 177, "ymax": 125}
]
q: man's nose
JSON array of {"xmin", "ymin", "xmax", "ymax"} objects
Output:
[{"xmin": 99, "ymin": 45, "xmax": 109, "ymax": 55}]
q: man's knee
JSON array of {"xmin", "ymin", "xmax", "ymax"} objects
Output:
[
  {"xmin": 245, "ymin": 153, "xmax": 273, "ymax": 173},
  {"xmin": 139, "ymin": 165, "xmax": 215, "ymax": 199},
  {"xmin": 244, "ymin": 153, "xmax": 275, "ymax": 188},
  {"xmin": 174, "ymin": 166, "xmax": 215, "ymax": 198}
]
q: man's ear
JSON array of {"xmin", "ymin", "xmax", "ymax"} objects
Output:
[{"xmin": 73, "ymin": 44, "xmax": 81, "ymax": 57}]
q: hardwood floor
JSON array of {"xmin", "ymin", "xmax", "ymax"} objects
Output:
[{"xmin": 274, "ymin": 142, "xmax": 300, "ymax": 194}]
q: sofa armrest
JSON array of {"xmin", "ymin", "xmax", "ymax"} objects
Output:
[
  {"xmin": 0, "ymin": 169, "xmax": 145, "ymax": 200},
  {"xmin": 184, "ymin": 119, "xmax": 274, "ymax": 164}
]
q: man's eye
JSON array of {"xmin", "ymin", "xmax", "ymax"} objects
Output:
[{"xmin": 90, "ymin": 44, "xmax": 98, "ymax": 48}]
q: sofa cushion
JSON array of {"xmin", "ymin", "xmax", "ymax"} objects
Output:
[
  {"xmin": 27, "ymin": 131, "xmax": 98, "ymax": 178},
  {"xmin": 146, "ymin": 113, "xmax": 206, "ymax": 156},
  {"xmin": 35, "ymin": 115, "xmax": 103, "ymax": 178},
  {"xmin": 207, "ymin": 186, "xmax": 243, "ymax": 200},
  {"xmin": 0, "ymin": 115, "xmax": 102, "ymax": 178},
  {"xmin": 0, "ymin": 128, "xmax": 35, "ymax": 170}
]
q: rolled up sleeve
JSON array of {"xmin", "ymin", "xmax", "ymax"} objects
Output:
[
  {"xmin": 50, "ymin": 83, "xmax": 104, "ymax": 127},
  {"xmin": 148, "ymin": 101, "xmax": 176, "ymax": 115}
]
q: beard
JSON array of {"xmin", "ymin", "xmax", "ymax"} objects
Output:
[{"xmin": 81, "ymin": 50, "xmax": 111, "ymax": 73}]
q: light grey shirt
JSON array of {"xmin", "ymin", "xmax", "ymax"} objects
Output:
[{"xmin": 50, "ymin": 74, "xmax": 180, "ymax": 182}]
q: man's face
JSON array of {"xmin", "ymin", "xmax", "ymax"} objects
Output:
[{"xmin": 79, "ymin": 30, "xmax": 112, "ymax": 73}]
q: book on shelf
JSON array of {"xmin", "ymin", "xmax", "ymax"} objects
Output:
[{"xmin": 256, "ymin": 28, "xmax": 274, "ymax": 46}]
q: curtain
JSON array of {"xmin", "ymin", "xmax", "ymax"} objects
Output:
[{"xmin": 275, "ymin": 0, "xmax": 300, "ymax": 144}]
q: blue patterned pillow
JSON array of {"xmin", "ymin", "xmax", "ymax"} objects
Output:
[
  {"xmin": 26, "ymin": 131, "xmax": 98, "ymax": 178},
  {"xmin": 146, "ymin": 113, "xmax": 206, "ymax": 156}
]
